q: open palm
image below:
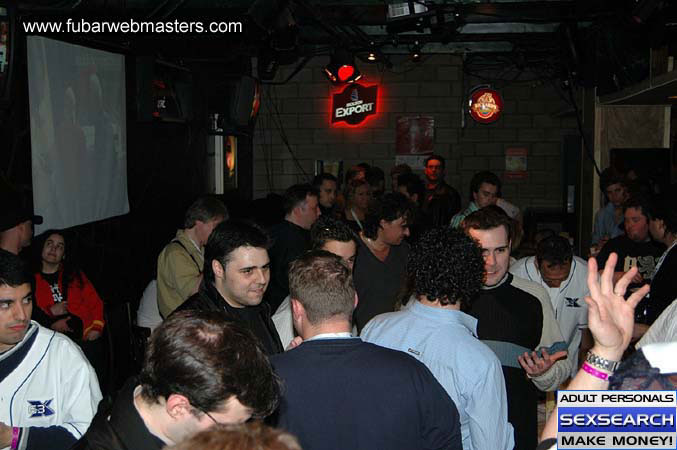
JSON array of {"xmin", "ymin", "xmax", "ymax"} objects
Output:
[{"xmin": 585, "ymin": 253, "xmax": 649, "ymax": 356}]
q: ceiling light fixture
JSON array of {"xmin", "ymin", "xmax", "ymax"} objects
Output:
[
  {"xmin": 324, "ymin": 48, "xmax": 362, "ymax": 84},
  {"xmin": 410, "ymin": 41, "xmax": 422, "ymax": 63},
  {"xmin": 367, "ymin": 41, "xmax": 378, "ymax": 62}
]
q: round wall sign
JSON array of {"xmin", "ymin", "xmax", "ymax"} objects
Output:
[{"xmin": 469, "ymin": 88, "xmax": 503, "ymax": 124}]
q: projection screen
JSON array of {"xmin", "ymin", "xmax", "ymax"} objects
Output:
[{"xmin": 27, "ymin": 36, "xmax": 128, "ymax": 233}]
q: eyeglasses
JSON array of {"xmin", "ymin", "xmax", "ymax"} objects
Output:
[{"xmin": 198, "ymin": 408, "xmax": 221, "ymax": 425}]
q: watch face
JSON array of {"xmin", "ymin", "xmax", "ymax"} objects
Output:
[{"xmin": 587, "ymin": 352, "xmax": 619, "ymax": 371}]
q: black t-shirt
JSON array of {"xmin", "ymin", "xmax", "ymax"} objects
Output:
[
  {"xmin": 353, "ymin": 238, "xmax": 409, "ymax": 332},
  {"xmin": 596, "ymin": 235, "xmax": 665, "ymax": 282},
  {"xmin": 41, "ymin": 271, "xmax": 63, "ymax": 303},
  {"xmin": 637, "ymin": 244, "xmax": 677, "ymax": 325},
  {"xmin": 265, "ymin": 221, "xmax": 311, "ymax": 311}
]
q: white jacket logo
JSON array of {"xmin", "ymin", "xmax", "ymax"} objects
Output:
[{"xmin": 28, "ymin": 399, "xmax": 55, "ymax": 418}]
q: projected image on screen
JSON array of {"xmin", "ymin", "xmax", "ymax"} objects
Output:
[{"xmin": 27, "ymin": 36, "xmax": 128, "ymax": 233}]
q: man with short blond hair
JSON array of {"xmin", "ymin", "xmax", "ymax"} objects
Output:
[
  {"xmin": 271, "ymin": 251, "xmax": 462, "ymax": 450},
  {"xmin": 272, "ymin": 216, "xmax": 357, "ymax": 348}
]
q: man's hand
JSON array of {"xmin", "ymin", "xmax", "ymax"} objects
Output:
[
  {"xmin": 85, "ymin": 330, "xmax": 102, "ymax": 341},
  {"xmin": 286, "ymin": 336, "xmax": 303, "ymax": 351},
  {"xmin": 50, "ymin": 302, "xmax": 68, "ymax": 316},
  {"xmin": 518, "ymin": 348, "xmax": 567, "ymax": 377},
  {"xmin": 586, "ymin": 253, "xmax": 649, "ymax": 361},
  {"xmin": 51, "ymin": 318, "xmax": 72, "ymax": 333},
  {"xmin": 0, "ymin": 421, "xmax": 13, "ymax": 448}
]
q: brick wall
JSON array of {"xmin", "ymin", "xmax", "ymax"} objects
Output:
[{"xmin": 253, "ymin": 54, "xmax": 578, "ymax": 211}]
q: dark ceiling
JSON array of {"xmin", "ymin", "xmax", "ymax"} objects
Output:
[{"xmin": 11, "ymin": 0, "xmax": 677, "ymax": 93}]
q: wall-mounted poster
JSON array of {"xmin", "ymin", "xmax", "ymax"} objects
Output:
[
  {"xmin": 505, "ymin": 147, "xmax": 527, "ymax": 180},
  {"xmin": 396, "ymin": 116, "xmax": 434, "ymax": 155}
]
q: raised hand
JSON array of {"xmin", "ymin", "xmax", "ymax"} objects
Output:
[{"xmin": 585, "ymin": 252, "xmax": 649, "ymax": 361}]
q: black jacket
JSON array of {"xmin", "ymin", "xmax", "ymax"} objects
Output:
[
  {"xmin": 175, "ymin": 282, "xmax": 284, "ymax": 355},
  {"xmin": 71, "ymin": 379, "xmax": 165, "ymax": 450},
  {"xmin": 264, "ymin": 220, "xmax": 311, "ymax": 311}
]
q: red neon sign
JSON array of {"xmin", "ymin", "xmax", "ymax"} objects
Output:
[
  {"xmin": 330, "ymin": 84, "xmax": 379, "ymax": 127},
  {"xmin": 469, "ymin": 88, "xmax": 503, "ymax": 124}
]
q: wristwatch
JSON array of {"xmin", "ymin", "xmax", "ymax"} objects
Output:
[{"xmin": 585, "ymin": 351, "xmax": 620, "ymax": 372}]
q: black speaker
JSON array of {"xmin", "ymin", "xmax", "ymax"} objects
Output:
[{"xmin": 136, "ymin": 57, "xmax": 193, "ymax": 122}]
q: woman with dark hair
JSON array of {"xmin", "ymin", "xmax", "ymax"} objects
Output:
[{"xmin": 33, "ymin": 230, "xmax": 105, "ymax": 343}]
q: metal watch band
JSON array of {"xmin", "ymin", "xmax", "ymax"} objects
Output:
[{"xmin": 585, "ymin": 351, "xmax": 620, "ymax": 372}]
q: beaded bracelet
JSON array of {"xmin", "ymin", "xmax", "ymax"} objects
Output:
[
  {"xmin": 11, "ymin": 427, "xmax": 19, "ymax": 450},
  {"xmin": 582, "ymin": 362, "xmax": 611, "ymax": 381}
]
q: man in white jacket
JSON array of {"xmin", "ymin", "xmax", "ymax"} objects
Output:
[
  {"xmin": 0, "ymin": 249, "xmax": 102, "ymax": 450},
  {"xmin": 510, "ymin": 235, "xmax": 591, "ymax": 378}
]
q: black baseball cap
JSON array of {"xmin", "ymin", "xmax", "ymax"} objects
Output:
[{"xmin": 1, "ymin": 201, "xmax": 43, "ymax": 232}]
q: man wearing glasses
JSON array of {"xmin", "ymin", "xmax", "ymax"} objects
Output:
[{"xmin": 73, "ymin": 310, "xmax": 281, "ymax": 450}]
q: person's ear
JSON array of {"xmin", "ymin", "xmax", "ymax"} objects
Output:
[
  {"xmin": 354, "ymin": 293, "xmax": 359, "ymax": 308},
  {"xmin": 212, "ymin": 260, "xmax": 225, "ymax": 279},
  {"xmin": 291, "ymin": 298, "xmax": 305, "ymax": 322},
  {"xmin": 166, "ymin": 394, "xmax": 192, "ymax": 421}
]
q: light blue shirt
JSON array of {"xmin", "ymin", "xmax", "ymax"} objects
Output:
[
  {"xmin": 361, "ymin": 300, "xmax": 514, "ymax": 450},
  {"xmin": 591, "ymin": 202, "xmax": 625, "ymax": 245},
  {"xmin": 450, "ymin": 202, "xmax": 479, "ymax": 229}
]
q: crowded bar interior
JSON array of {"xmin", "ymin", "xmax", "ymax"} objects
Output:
[{"xmin": 0, "ymin": 1, "xmax": 676, "ymax": 449}]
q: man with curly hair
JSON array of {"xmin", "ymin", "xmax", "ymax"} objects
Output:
[
  {"xmin": 361, "ymin": 228, "xmax": 514, "ymax": 450},
  {"xmin": 353, "ymin": 192, "xmax": 414, "ymax": 331}
]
